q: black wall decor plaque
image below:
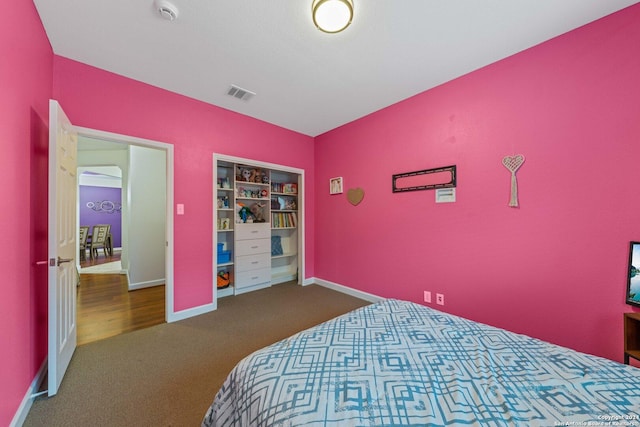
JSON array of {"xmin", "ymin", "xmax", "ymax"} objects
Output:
[{"xmin": 392, "ymin": 165, "xmax": 456, "ymax": 193}]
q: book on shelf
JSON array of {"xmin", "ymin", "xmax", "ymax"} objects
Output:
[
  {"xmin": 271, "ymin": 182, "xmax": 298, "ymax": 194},
  {"xmin": 271, "ymin": 212, "xmax": 297, "ymax": 228}
]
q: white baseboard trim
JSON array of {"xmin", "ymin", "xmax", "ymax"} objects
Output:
[
  {"xmin": 308, "ymin": 277, "xmax": 385, "ymax": 303},
  {"xmin": 168, "ymin": 302, "xmax": 216, "ymax": 323},
  {"xmin": 128, "ymin": 278, "xmax": 165, "ymax": 291},
  {"xmin": 167, "ymin": 278, "xmax": 382, "ymax": 323},
  {"xmin": 11, "ymin": 358, "xmax": 47, "ymax": 427}
]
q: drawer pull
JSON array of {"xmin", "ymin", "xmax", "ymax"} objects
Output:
[
  {"xmin": 251, "ymin": 261, "xmax": 258, "ymax": 264},
  {"xmin": 251, "ymin": 276, "xmax": 258, "ymax": 280},
  {"xmin": 251, "ymin": 246, "xmax": 258, "ymax": 249}
]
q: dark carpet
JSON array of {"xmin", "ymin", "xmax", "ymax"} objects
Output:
[{"xmin": 24, "ymin": 282, "xmax": 370, "ymax": 427}]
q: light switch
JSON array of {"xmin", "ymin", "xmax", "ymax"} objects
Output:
[{"xmin": 177, "ymin": 204, "xmax": 185, "ymax": 215}]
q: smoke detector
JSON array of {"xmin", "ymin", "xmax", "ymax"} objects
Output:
[{"xmin": 154, "ymin": 0, "xmax": 179, "ymax": 21}]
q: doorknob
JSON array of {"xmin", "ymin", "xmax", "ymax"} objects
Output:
[{"xmin": 57, "ymin": 256, "xmax": 73, "ymax": 266}]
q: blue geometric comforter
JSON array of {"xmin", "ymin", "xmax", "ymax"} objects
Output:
[{"xmin": 203, "ymin": 299, "xmax": 640, "ymax": 426}]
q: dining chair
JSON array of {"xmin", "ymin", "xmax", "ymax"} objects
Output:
[
  {"xmin": 99, "ymin": 223, "xmax": 113, "ymax": 256},
  {"xmin": 90, "ymin": 224, "xmax": 110, "ymax": 259},
  {"xmin": 79, "ymin": 226, "xmax": 89, "ymax": 261},
  {"xmin": 104, "ymin": 224, "xmax": 113, "ymax": 256}
]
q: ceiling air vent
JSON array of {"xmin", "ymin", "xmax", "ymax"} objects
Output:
[{"xmin": 227, "ymin": 85, "xmax": 256, "ymax": 102}]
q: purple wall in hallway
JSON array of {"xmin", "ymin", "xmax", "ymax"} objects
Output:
[{"xmin": 80, "ymin": 185, "xmax": 122, "ymax": 248}]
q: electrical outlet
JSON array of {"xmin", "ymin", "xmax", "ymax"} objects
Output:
[
  {"xmin": 423, "ymin": 291, "xmax": 431, "ymax": 303},
  {"xmin": 436, "ymin": 293, "xmax": 445, "ymax": 306}
]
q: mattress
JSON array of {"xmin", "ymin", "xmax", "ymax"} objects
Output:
[{"xmin": 203, "ymin": 299, "xmax": 640, "ymax": 426}]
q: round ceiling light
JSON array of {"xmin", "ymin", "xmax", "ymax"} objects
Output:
[{"xmin": 312, "ymin": 0, "xmax": 353, "ymax": 34}]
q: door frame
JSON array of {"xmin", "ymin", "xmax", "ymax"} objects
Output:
[{"xmin": 75, "ymin": 126, "xmax": 176, "ymax": 321}]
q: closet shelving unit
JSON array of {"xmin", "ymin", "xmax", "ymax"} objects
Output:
[{"xmin": 214, "ymin": 156, "xmax": 303, "ymax": 301}]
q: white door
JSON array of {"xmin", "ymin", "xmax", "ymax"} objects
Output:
[{"xmin": 48, "ymin": 100, "xmax": 78, "ymax": 396}]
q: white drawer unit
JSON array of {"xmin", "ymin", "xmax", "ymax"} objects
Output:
[{"xmin": 234, "ymin": 223, "xmax": 271, "ymax": 294}]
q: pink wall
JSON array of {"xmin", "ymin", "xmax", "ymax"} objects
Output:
[
  {"xmin": 0, "ymin": 1, "xmax": 53, "ymax": 425},
  {"xmin": 52, "ymin": 57, "xmax": 315, "ymax": 311},
  {"xmin": 315, "ymin": 4, "xmax": 640, "ymax": 363},
  {"xmin": 4, "ymin": 2, "xmax": 640, "ymax": 424}
]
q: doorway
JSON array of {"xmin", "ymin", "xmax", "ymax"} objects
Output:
[
  {"xmin": 75, "ymin": 126, "xmax": 175, "ymax": 342},
  {"xmin": 75, "ymin": 157, "xmax": 163, "ymax": 345},
  {"xmin": 76, "ymin": 139, "xmax": 166, "ymax": 344}
]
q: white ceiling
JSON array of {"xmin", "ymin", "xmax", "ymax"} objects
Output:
[{"xmin": 33, "ymin": 0, "xmax": 638, "ymax": 137}]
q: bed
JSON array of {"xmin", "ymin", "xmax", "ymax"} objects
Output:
[{"xmin": 202, "ymin": 299, "xmax": 640, "ymax": 426}]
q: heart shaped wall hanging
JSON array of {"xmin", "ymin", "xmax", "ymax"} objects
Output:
[
  {"xmin": 502, "ymin": 154, "xmax": 525, "ymax": 207},
  {"xmin": 347, "ymin": 188, "xmax": 365, "ymax": 206}
]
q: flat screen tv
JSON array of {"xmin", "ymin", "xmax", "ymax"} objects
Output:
[{"xmin": 626, "ymin": 241, "xmax": 640, "ymax": 307}]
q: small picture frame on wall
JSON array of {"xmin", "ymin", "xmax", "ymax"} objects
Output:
[
  {"xmin": 330, "ymin": 177, "xmax": 343, "ymax": 195},
  {"xmin": 626, "ymin": 241, "xmax": 640, "ymax": 307}
]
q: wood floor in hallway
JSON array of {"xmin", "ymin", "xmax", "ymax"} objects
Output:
[{"xmin": 77, "ymin": 252, "xmax": 165, "ymax": 346}]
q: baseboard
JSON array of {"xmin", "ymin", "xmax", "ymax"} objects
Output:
[
  {"xmin": 169, "ymin": 301, "xmax": 216, "ymax": 322},
  {"xmin": 128, "ymin": 278, "xmax": 165, "ymax": 291},
  {"xmin": 308, "ymin": 277, "xmax": 385, "ymax": 303},
  {"xmin": 11, "ymin": 358, "xmax": 47, "ymax": 427},
  {"xmin": 167, "ymin": 278, "xmax": 382, "ymax": 323}
]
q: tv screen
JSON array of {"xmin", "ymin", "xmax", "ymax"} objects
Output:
[{"xmin": 626, "ymin": 241, "xmax": 640, "ymax": 307}]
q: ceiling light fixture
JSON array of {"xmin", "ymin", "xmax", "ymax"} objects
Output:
[{"xmin": 312, "ymin": 0, "xmax": 353, "ymax": 34}]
